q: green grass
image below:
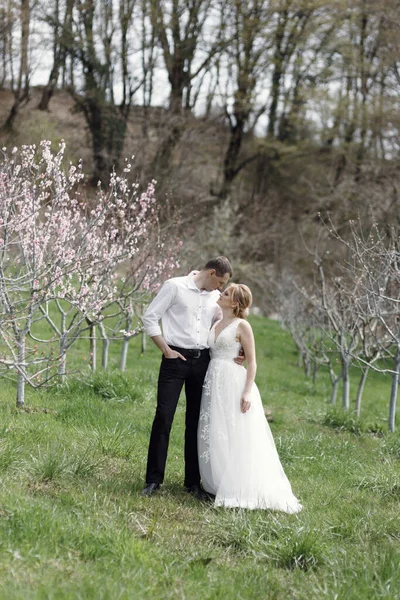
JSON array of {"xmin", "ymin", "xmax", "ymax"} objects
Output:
[{"xmin": 0, "ymin": 317, "xmax": 399, "ymax": 599}]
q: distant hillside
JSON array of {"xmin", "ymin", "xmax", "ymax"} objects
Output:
[{"xmin": 1, "ymin": 87, "xmax": 399, "ymax": 310}]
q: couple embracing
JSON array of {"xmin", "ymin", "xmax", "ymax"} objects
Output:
[{"xmin": 141, "ymin": 257, "xmax": 302, "ymax": 513}]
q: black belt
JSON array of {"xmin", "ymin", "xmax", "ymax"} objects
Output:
[{"xmin": 169, "ymin": 345, "xmax": 209, "ymax": 359}]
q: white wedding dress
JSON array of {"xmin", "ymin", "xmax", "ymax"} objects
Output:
[{"xmin": 198, "ymin": 319, "xmax": 302, "ymax": 513}]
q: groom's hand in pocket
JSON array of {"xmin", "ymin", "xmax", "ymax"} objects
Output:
[{"xmin": 164, "ymin": 348, "xmax": 186, "ymax": 361}]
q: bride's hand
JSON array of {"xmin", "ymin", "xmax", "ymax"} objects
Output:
[{"xmin": 240, "ymin": 393, "xmax": 251, "ymax": 413}]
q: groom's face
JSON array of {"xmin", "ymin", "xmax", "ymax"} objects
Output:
[{"xmin": 206, "ymin": 270, "xmax": 230, "ymax": 292}]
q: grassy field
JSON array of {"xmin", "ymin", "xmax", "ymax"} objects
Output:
[{"xmin": 0, "ymin": 316, "xmax": 399, "ymax": 600}]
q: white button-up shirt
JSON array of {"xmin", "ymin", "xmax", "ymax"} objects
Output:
[{"xmin": 142, "ymin": 275, "xmax": 220, "ymax": 349}]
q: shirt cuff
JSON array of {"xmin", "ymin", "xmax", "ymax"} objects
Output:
[{"xmin": 146, "ymin": 325, "xmax": 162, "ymax": 337}]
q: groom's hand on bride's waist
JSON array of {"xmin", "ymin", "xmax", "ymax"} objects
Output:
[{"xmin": 234, "ymin": 347, "xmax": 246, "ymax": 366}]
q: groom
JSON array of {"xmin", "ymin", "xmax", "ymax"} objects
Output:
[{"xmin": 141, "ymin": 256, "xmax": 233, "ymax": 499}]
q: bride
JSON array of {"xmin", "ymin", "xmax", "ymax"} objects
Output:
[{"xmin": 198, "ymin": 283, "xmax": 302, "ymax": 513}]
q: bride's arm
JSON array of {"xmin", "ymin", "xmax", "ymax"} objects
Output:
[{"xmin": 237, "ymin": 321, "xmax": 257, "ymax": 413}]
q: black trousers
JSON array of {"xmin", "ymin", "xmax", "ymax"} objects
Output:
[{"xmin": 145, "ymin": 350, "xmax": 210, "ymax": 487}]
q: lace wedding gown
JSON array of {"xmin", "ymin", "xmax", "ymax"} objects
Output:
[{"xmin": 198, "ymin": 319, "xmax": 302, "ymax": 513}]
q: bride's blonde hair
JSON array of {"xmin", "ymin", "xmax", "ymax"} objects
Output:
[{"xmin": 227, "ymin": 283, "xmax": 252, "ymax": 318}]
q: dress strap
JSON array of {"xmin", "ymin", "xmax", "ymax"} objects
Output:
[{"xmin": 232, "ymin": 318, "xmax": 242, "ymax": 337}]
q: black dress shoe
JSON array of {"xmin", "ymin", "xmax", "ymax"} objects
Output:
[
  {"xmin": 141, "ymin": 483, "xmax": 160, "ymax": 497},
  {"xmin": 185, "ymin": 484, "xmax": 211, "ymax": 501}
]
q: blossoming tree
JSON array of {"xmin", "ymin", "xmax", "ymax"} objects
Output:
[{"xmin": 0, "ymin": 141, "xmax": 179, "ymax": 405}]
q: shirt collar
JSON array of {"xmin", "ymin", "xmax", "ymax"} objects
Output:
[
  {"xmin": 186, "ymin": 274, "xmax": 212, "ymax": 294},
  {"xmin": 186, "ymin": 274, "xmax": 202, "ymax": 291}
]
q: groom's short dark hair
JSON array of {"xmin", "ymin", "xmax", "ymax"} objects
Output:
[{"xmin": 204, "ymin": 256, "xmax": 233, "ymax": 277}]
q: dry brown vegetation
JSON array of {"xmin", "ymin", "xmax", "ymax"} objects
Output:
[{"xmin": 1, "ymin": 86, "xmax": 399, "ymax": 310}]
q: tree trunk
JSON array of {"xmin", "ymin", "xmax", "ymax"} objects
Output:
[
  {"xmin": 66, "ymin": 0, "xmax": 130, "ymax": 186},
  {"xmin": 89, "ymin": 322, "xmax": 97, "ymax": 372},
  {"xmin": 58, "ymin": 336, "xmax": 67, "ymax": 381},
  {"xmin": 1, "ymin": 0, "xmax": 30, "ymax": 131},
  {"xmin": 355, "ymin": 367, "xmax": 369, "ymax": 417},
  {"xmin": 169, "ymin": 70, "xmax": 185, "ymax": 114},
  {"xmin": 341, "ymin": 357, "xmax": 350, "ymax": 410},
  {"xmin": 329, "ymin": 364, "xmax": 341, "ymax": 405},
  {"xmin": 267, "ymin": 8, "xmax": 289, "ymax": 138},
  {"xmin": 355, "ymin": 7, "xmax": 368, "ymax": 178},
  {"xmin": 141, "ymin": 330, "xmax": 147, "ymax": 354},
  {"xmin": 2, "ymin": 96, "xmax": 24, "ymax": 131},
  {"xmin": 334, "ymin": 74, "xmax": 355, "ymax": 185},
  {"xmin": 120, "ymin": 337, "xmax": 129, "ymax": 371},
  {"xmin": 119, "ymin": 310, "xmax": 133, "ymax": 371},
  {"xmin": 330, "ymin": 377, "xmax": 340, "ymax": 405},
  {"xmin": 312, "ymin": 362, "xmax": 319, "ymax": 385},
  {"xmin": 152, "ymin": 119, "xmax": 185, "ymax": 174},
  {"xmin": 149, "ymin": 0, "xmax": 200, "ymax": 116},
  {"xmin": 268, "ymin": 58, "xmax": 284, "ymax": 138},
  {"xmin": 37, "ymin": 0, "xmax": 63, "ymax": 111},
  {"xmin": 79, "ymin": 98, "xmax": 129, "ymax": 186},
  {"xmin": 219, "ymin": 117, "xmax": 246, "ymax": 199},
  {"xmin": 86, "ymin": 99, "xmax": 108, "ymax": 185},
  {"xmin": 301, "ymin": 353, "xmax": 311, "ymax": 377},
  {"xmin": 98, "ymin": 321, "xmax": 109, "ymax": 369},
  {"xmin": 38, "ymin": 64, "xmax": 60, "ymax": 111},
  {"xmin": 389, "ymin": 349, "xmax": 400, "ymax": 433},
  {"xmin": 16, "ymin": 335, "xmax": 26, "ymax": 407}
]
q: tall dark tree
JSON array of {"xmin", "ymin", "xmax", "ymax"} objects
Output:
[
  {"xmin": 149, "ymin": 0, "xmax": 225, "ymax": 113},
  {"xmin": 323, "ymin": 0, "xmax": 390, "ymax": 182},
  {"xmin": 149, "ymin": 0, "xmax": 227, "ymax": 175},
  {"xmin": 1, "ymin": 0, "xmax": 30, "ymax": 131},
  {"xmin": 267, "ymin": 0, "xmax": 313, "ymax": 138},
  {"xmin": 0, "ymin": 2, "xmax": 13, "ymax": 88},
  {"xmin": 38, "ymin": 0, "xmax": 75, "ymax": 111},
  {"xmin": 46, "ymin": 0, "xmax": 142, "ymax": 184},
  {"xmin": 217, "ymin": 0, "xmax": 270, "ymax": 199}
]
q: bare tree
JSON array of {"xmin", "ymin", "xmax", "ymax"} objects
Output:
[
  {"xmin": 37, "ymin": 0, "xmax": 75, "ymax": 111},
  {"xmin": 268, "ymin": 0, "xmax": 316, "ymax": 138},
  {"xmin": 0, "ymin": 2, "xmax": 14, "ymax": 88},
  {"xmin": 349, "ymin": 224, "xmax": 400, "ymax": 431},
  {"xmin": 41, "ymin": 0, "xmax": 143, "ymax": 184},
  {"xmin": 325, "ymin": 219, "xmax": 400, "ymax": 431},
  {"xmin": 216, "ymin": 0, "xmax": 271, "ymax": 199},
  {"xmin": 321, "ymin": 1, "xmax": 391, "ymax": 182},
  {"xmin": 1, "ymin": 0, "xmax": 30, "ymax": 131},
  {"xmin": 148, "ymin": 0, "xmax": 227, "ymax": 177},
  {"xmin": 149, "ymin": 0, "xmax": 224, "ymax": 113}
]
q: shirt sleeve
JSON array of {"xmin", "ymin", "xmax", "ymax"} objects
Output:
[{"xmin": 142, "ymin": 280, "xmax": 177, "ymax": 338}]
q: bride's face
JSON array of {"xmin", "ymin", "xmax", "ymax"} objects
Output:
[{"xmin": 217, "ymin": 288, "xmax": 235, "ymax": 312}]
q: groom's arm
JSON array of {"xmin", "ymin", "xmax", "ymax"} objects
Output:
[
  {"xmin": 142, "ymin": 281, "xmax": 186, "ymax": 360},
  {"xmin": 142, "ymin": 280, "xmax": 175, "ymax": 338}
]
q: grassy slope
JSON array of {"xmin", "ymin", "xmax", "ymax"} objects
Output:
[{"xmin": 0, "ymin": 317, "xmax": 399, "ymax": 600}]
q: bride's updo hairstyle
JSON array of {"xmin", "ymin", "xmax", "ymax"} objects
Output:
[{"xmin": 227, "ymin": 284, "xmax": 252, "ymax": 319}]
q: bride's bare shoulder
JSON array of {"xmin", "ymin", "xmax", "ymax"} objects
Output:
[
  {"xmin": 237, "ymin": 318, "xmax": 251, "ymax": 328},
  {"xmin": 236, "ymin": 319, "xmax": 253, "ymax": 336}
]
